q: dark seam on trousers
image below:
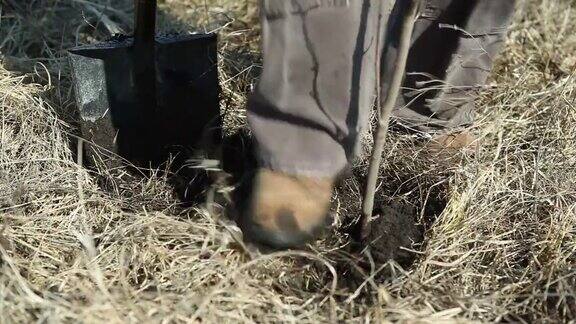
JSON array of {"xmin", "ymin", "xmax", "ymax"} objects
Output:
[
  {"xmin": 249, "ymin": 95, "xmax": 345, "ymax": 147},
  {"xmin": 292, "ymin": 1, "xmax": 345, "ymax": 140},
  {"xmin": 265, "ymin": 0, "xmax": 350, "ymax": 20},
  {"xmin": 344, "ymin": 0, "xmax": 372, "ymax": 160}
]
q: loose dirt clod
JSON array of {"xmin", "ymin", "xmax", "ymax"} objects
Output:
[{"xmin": 362, "ymin": 202, "xmax": 424, "ymax": 266}]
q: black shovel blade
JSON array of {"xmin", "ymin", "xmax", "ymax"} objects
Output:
[{"xmin": 69, "ymin": 33, "xmax": 220, "ymax": 168}]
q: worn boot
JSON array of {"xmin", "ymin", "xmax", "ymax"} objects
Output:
[{"xmin": 240, "ymin": 169, "xmax": 334, "ymax": 249}]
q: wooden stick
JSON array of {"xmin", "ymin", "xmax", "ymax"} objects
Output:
[{"xmin": 360, "ymin": 0, "xmax": 421, "ymax": 240}]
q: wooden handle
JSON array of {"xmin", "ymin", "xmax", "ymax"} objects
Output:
[
  {"xmin": 134, "ymin": 0, "xmax": 157, "ymax": 47},
  {"xmin": 133, "ymin": 0, "xmax": 158, "ymax": 112}
]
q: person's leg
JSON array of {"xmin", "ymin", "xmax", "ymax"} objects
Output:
[
  {"xmin": 386, "ymin": 0, "xmax": 516, "ymax": 133},
  {"xmin": 248, "ymin": 0, "xmax": 386, "ymax": 177},
  {"xmin": 243, "ymin": 0, "xmax": 387, "ymax": 248}
]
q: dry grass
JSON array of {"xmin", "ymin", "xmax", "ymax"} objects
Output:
[{"xmin": 1, "ymin": 0, "xmax": 576, "ymax": 323}]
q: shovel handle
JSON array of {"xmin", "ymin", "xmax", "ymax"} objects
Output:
[
  {"xmin": 134, "ymin": 0, "xmax": 157, "ymax": 47},
  {"xmin": 133, "ymin": 0, "xmax": 158, "ymax": 111}
]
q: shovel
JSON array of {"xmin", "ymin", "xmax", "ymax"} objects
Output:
[{"xmin": 69, "ymin": 0, "xmax": 221, "ymax": 170}]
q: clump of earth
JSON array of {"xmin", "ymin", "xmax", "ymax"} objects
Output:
[{"xmin": 362, "ymin": 202, "xmax": 424, "ymax": 266}]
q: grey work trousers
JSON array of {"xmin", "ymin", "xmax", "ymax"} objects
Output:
[{"xmin": 247, "ymin": 0, "xmax": 516, "ymax": 177}]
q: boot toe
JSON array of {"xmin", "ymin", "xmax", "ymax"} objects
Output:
[{"xmin": 240, "ymin": 169, "xmax": 334, "ymax": 249}]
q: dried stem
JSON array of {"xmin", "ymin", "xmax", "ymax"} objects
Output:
[{"xmin": 361, "ymin": 0, "xmax": 421, "ymax": 240}]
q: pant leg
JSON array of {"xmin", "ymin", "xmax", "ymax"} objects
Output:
[
  {"xmin": 388, "ymin": 0, "xmax": 516, "ymax": 133},
  {"xmin": 248, "ymin": 0, "xmax": 389, "ymax": 177}
]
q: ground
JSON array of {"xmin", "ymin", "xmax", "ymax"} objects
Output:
[{"xmin": 1, "ymin": 0, "xmax": 575, "ymax": 323}]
